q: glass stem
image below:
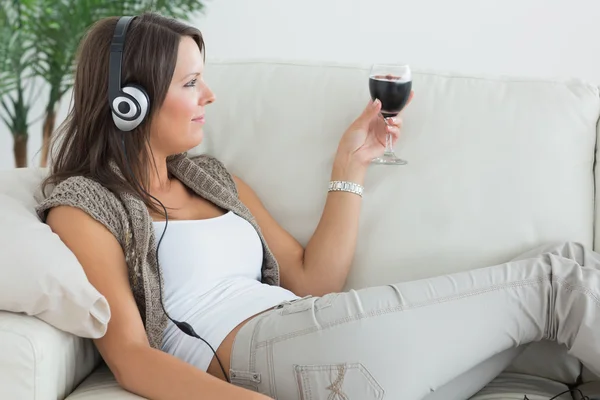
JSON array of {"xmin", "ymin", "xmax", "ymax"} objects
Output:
[{"xmin": 385, "ymin": 133, "xmax": 394, "ymax": 155}]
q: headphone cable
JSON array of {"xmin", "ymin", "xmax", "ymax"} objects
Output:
[
  {"xmin": 120, "ymin": 136, "xmax": 230, "ymax": 383},
  {"xmin": 523, "ymin": 387, "xmax": 590, "ymax": 400}
]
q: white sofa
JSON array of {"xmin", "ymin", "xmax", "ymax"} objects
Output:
[{"xmin": 2, "ymin": 59, "xmax": 600, "ymax": 399}]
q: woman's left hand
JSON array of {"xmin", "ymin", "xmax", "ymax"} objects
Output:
[{"xmin": 336, "ymin": 92, "xmax": 414, "ymax": 166}]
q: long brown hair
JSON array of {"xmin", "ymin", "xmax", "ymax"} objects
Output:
[{"xmin": 42, "ymin": 12, "xmax": 204, "ymax": 215}]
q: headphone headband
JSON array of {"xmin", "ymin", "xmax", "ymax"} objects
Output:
[{"xmin": 108, "ymin": 16, "xmax": 135, "ymax": 106}]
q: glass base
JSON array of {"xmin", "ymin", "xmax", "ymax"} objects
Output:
[{"xmin": 372, "ymin": 152, "xmax": 407, "ymax": 165}]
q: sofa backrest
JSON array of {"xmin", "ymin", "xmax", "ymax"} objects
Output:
[
  {"xmin": 1, "ymin": 61, "xmax": 598, "ymax": 290},
  {"xmin": 196, "ymin": 59, "xmax": 600, "ymax": 289}
]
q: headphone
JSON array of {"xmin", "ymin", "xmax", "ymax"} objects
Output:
[{"xmin": 108, "ymin": 16, "xmax": 150, "ymax": 132}]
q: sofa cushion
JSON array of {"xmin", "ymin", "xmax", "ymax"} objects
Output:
[
  {"xmin": 471, "ymin": 372, "xmax": 573, "ymax": 399},
  {"xmin": 0, "ymin": 168, "xmax": 110, "ymax": 338},
  {"xmin": 0, "ymin": 311, "xmax": 100, "ymax": 400},
  {"xmin": 0, "ymin": 167, "xmax": 111, "ymax": 399},
  {"xmin": 63, "ymin": 368, "xmax": 575, "ymax": 400},
  {"xmin": 0, "ymin": 165, "xmax": 47, "ymax": 209},
  {"xmin": 424, "ymin": 347, "xmax": 524, "ymax": 400},
  {"xmin": 573, "ymin": 381, "xmax": 600, "ymax": 399},
  {"xmin": 65, "ymin": 364, "xmax": 144, "ymax": 400},
  {"xmin": 504, "ymin": 341, "xmax": 582, "ymax": 385}
]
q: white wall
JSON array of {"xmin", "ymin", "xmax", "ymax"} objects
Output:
[
  {"xmin": 198, "ymin": 0, "xmax": 600, "ymax": 82},
  {"xmin": 2, "ymin": 0, "xmax": 600, "ymax": 170}
]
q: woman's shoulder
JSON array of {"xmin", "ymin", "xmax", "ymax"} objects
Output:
[{"xmin": 36, "ymin": 175, "xmax": 126, "ymax": 230}]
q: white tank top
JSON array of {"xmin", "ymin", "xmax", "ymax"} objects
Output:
[{"xmin": 153, "ymin": 211, "xmax": 298, "ymax": 371}]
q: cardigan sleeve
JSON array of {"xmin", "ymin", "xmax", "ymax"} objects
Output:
[{"xmin": 36, "ymin": 176, "xmax": 128, "ymax": 249}]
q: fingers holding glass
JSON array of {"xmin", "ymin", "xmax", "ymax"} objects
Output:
[{"xmin": 369, "ymin": 64, "xmax": 412, "ymax": 165}]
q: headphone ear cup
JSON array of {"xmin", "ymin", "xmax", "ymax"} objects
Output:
[
  {"xmin": 111, "ymin": 85, "xmax": 150, "ymax": 132},
  {"xmin": 125, "ymin": 84, "xmax": 150, "ymax": 116}
]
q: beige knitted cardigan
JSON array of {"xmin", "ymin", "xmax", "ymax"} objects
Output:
[{"xmin": 36, "ymin": 154, "xmax": 280, "ymax": 349}]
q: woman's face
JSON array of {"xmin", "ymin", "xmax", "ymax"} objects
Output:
[{"xmin": 150, "ymin": 36, "xmax": 215, "ymax": 157}]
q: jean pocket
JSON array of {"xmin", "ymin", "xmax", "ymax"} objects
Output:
[{"xmin": 294, "ymin": 363, "xmax": 384, "ymax": 400}]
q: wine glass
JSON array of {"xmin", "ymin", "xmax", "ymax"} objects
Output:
[{"xmin": 369, "ymin": 64, "xmax": 412, "ymax": 165}]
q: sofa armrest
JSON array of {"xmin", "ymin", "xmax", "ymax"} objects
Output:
[{"xmin": 0, "ymin": 311, "xmax": 101, "ymax": 400}]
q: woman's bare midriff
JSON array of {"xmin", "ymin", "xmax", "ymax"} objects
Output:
[{"xmin": 206, "ymin": 308, "xmax": 271, "ymax": 381}]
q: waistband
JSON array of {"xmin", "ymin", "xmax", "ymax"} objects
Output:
[{"xmin": 228, "ymin": 305, "xmax": 273, "ymax": 386}]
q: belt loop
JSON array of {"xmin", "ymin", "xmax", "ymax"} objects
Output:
[
  {"xmin": 273, "ymin": 295, "xmax": 313, "ymax": 309},
  {"xmin": 230, "ymin": 370, "xmax": 262, "ymax": 383}
]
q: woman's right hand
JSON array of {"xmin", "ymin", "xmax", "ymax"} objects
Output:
[{"xmin": 335, "ymin": 94, "xmax": 412, "ymax": 167}]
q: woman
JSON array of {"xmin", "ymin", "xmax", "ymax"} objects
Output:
[{"xmin": 36, "ymin": 12, "xmax": 600, "ymax": 400}]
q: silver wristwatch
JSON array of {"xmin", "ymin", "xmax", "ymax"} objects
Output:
[{"xmin": 328, "ymin": 180, "xmax": 364, "ymax": 197}]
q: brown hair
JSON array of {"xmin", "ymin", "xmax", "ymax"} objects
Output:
[{"xmin": 42, "ymin": 12, "xmax": 204, "ymax": 215}]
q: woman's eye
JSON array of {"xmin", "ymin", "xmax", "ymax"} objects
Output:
[{"xmin": 185, "ymin": 79, "xmax": 197, "ymax": 87}]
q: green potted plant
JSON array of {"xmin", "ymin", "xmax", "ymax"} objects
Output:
[{"xmin": 0, "ymin": 0, "xmax": 38, "ymax": 168}]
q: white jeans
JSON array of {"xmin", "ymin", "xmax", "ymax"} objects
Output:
[{"xmin": 229, "ymin": 242, "xmax": 600, "ymax": 400}]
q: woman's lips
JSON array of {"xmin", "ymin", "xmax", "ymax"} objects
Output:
[{"xmin": 192, "ymin": 115, "xmax": 205, "ymax": 123}]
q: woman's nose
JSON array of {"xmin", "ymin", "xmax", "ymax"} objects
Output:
[{"xmin": 199, "ymin": 83, "xmax": 216, "ymax": 105}]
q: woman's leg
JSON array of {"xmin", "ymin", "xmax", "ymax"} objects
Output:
[
  {"xmin": 230, "ymin": 242, "xmax": 600, "ymax": 400},
  {"xmin": 426, "ymin": 242, "xmax": 600, "ymax": 399}
]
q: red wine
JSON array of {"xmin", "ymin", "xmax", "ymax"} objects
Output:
[{"xmin": 369, "ymin": 74, "xmax": 412, "ymax": 117}]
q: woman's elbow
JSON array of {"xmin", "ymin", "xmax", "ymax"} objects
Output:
[
  {"xmin": 101, "ymin": 344, "xmax": 144, "ymax": 390},
  {"xmin": 107, "ymin": 357, "xmax": 132, "ymax": 390}
]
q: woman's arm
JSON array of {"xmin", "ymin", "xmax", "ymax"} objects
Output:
[
  {"xmin": 46, "ymin": 206, "xmax": 269, "ymax": 400},
  {"xmin": 301, "ymin": 154, "xmax": 367, "ymax": 293},
  {"xmin": 236, "ymin": 98, "xmax": 409, "ymax": 297},
  {"xmin": 234, "ymin": 155, "xmax": 365, "ymax": 297}
]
